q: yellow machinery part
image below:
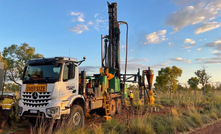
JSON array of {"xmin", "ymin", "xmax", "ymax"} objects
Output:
[
  {"xmin": 79, "ymin": 76, "xmax": 81, "ymax": 84},
  {"xmin": 148, "ymin": 90, "xmax": 155, "ymax": 105},
  {"xmin": 100, "ymin": 68, "xmax": 103, "ymax": 74},
  {"xmin": 102, "ymin": 82, "xmax": 111, "ymax": 120},
  {"xmin": 105, "ymin": 68, "xmax": 114, "ymax": 80}
]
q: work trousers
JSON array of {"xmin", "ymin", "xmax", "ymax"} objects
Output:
[{"xmin": 130, "ymin": 98, "xmax": 134, "ymax": 107}]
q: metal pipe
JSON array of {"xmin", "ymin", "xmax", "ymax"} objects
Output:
[
  {"xmin": 101, "ymin": 35, "xmax": 103, "ymax": 68},
  {"xmin": 118, "ymin": 21, "xmax": 128, "ymax": 103}
]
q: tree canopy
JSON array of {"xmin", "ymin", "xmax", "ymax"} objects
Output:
[
  {"xmin": 187, "ymin": 77, "xmax": 199, "ymax": 90},
  {"xmin": 155, "ymin": 66, "xmax": 182, "ymax": 98},
  {"xmin": 4, "ymin": 83, "xmax": 20, "ymax": 92},
  {"xmin": 2, "ymin": 43, "xmax": 43, "ymax": 85},
  {"xmin": 195, "ymin": 67, "xmax": 212, "ymax": 95}
]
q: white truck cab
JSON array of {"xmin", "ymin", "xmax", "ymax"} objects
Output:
[{"xmin": 18, "ymin": 57, "xmax": 85, "ymax": 127}]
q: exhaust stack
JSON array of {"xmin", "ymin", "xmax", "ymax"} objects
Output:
[{"xmin": 146, "ymin": 66, "xmax": 154, "ymax": 91}]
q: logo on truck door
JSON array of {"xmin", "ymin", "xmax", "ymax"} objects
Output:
[{"xmin": 66, "ymin": 86, "xmax": 75, "ymax": 90}]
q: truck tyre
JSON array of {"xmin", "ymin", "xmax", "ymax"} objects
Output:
[
  {"xmin": 70, "ymin": 105, "xmax": 84, "ymax": 128},
  {"xmin": 109, "ymin": 99, "xmax": 116, "ymax": 117},
  {"xmin": 116, "ymin": 99, "xmax": 122, "ymax": 114}
]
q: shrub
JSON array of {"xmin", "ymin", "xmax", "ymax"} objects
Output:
[
  {"xmin": 103, "ymin": 119, "xmax": 125, "ymax": 133},
  {"xmin": 130, "ymin": 118, "xmax": 155, "ymax": 134}
]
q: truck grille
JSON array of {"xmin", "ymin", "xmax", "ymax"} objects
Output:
[{"xmin": 22, "ymin": 92, "xmax": 51, "ymax": 107}]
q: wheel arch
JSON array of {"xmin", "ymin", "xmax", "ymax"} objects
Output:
[{"xmin": 67, "ymin": 95, "xmax": 85, "ymax": 114}]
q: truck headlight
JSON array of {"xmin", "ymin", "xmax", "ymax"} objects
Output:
[{"xmin": 46, "ymin": 107, "xmax": 60, "ymax": 118}]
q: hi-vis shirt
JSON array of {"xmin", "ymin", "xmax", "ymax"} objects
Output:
[
  {"xmin": 0, "ymin": 98, "xmax": 14, "ymax": 110},
  {"xmin": 130, "ymin": 93, "xmax": 134, "ymax": 99}
]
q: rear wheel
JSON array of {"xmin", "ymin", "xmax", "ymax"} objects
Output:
[
  {"xmin": 70, "ymin": 105, "xmax": 84, "ymax": 128},
  {"xmin": 116, "ymin": 99, "xmax": 122, "ymax": 114},
  {"xmin": 109, "ymin": 99, "xmax": 116, "ymax": 117}
]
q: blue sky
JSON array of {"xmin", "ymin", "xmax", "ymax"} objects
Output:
[{"xmin": 0, "ymin": 0, "xmax": 221, "ymax": 85}]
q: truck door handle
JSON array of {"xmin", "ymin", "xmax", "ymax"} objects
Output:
[{"xmin": 72, "ymin": 90, "xmax": 76, "ymax": 93}]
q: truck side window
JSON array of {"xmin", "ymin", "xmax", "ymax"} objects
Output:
[
  {"xmin": 63, "ymin": 62, "xmax": 75, "ymax": 81},
  {"xmin": 63, "ymin": 63, "xmax": 69, "ymax": 81}
]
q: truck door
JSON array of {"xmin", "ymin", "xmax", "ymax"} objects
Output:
[{"xmin": 60, "ymin": 62, "xmax": 78, "ymax": 99}]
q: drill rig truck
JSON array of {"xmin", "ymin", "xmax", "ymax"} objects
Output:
[{"xmin": 18, "ymin": 2, "xmax": 155, "ymax": 127}]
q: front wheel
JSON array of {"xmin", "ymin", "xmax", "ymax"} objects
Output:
[{"xmin": 70, "ymin": 105, "xmax": 84, "ymax": 128}]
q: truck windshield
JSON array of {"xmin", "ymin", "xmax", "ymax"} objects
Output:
[{"xmin": 23, "ymin": 64, "xmax": 62, "ymax": 83}]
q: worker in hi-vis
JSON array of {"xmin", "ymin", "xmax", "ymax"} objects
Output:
[
  {"xmin": 0, "ymin": 94, "xmax": 15, "ymax": 132},
  {"xmin": 129, "ymin": 90, "xmax": 134, "ymax": 108}
]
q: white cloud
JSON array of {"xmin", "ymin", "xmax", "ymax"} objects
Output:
[
  {"xmin": 121, "ymin": 45, "xmax": 126, "ymax": 49},
  {"xmin": 77, "ymin": 14, "xmax": 85, "ymax": 22},
  {"xmin": 87, "ymin": 21, "xmax": 93, "ymax": 25},
  {"xmin": 144, "ymin": 30, "xmax": 168, "ymax": 44},
  {"xmin": 152, "ymin": 61, "xmax": 171, "ymax": 68},
  {"xmin": 197, "ymin": 57, "xmax": 221, "ymax": 64},
  {"xmin": 128, "ymin": 58, "xmax": 149, "ymax": 63},
  {"xmin": 194, "ymin": 22, "xmax": 221, "ymax": 34},
  {"xmin": 130, "ymin": 49, "xmax": 133, "ymax": 52},
  {"xmin": 197, "ymin": 48, "xmax": 202, "ymax": 51},
  {"xmin": 70, "ymin": 12, "xmax": 80, "ymax": 16},
  {"xmin": 120, "ymin": 58, "xmax": 124, "ymax": 63},
  {"xmin": 211, "ymin": 50, "xmax": 218, "ymax": 53},
  {"xmin": 94, "ymin": 13, "xmax": 99, "ymax": 18},
  {"xmin": 187, "ymin": 50, "xmax": 191, "ymax": 52},
  {"xmin": 94, "ymin": 19, "xmax": 107, "ymax": 31},
  {"xmin": 182, "ymin": 38, "xmax": 195, "ymax": 48},
  {"xmin": 184, "ymin": 38, "xmax": 195, "ymax": 44},
  {"xmin": 173, "ymin": 0, "xmax": 202, "ymax": 6},
  {"xmin": 214, "ymin": 53, "xmax": 221, "ymax": 56},
  {"xmin": 168, "ymin": 42, "xmax": 174, "ymax": 47},
  {"xmin": 120, "ymin": 63, "xmax": 147, "ymax": 71},
  {"xmin": 79, "ymin": 66, "xmax": 100, "ymax": 74},
  {"xmin": 69, "ymin": 24, "xmax": 89, "ymax": 34},
  {"xmin": 70, "ymin": 12, "xmax": 85, "ymax": 22},
  {"xmin": 165, "ymin": 0, "xmax": 221, "ymax": 32},
  {"xmin": 195, "ymin": 57, "xmax": 206, "ymax": 61},
  {"xmin": 176, "ymin": 57, "xmax": 183, "ymax": 61},
  {"xmin": 205, "ymin": 38, "xmax": 221, "ymax": 50},
  {"xmin": 171, "ymin": 57, "xmax": 191, "ymax": 63}
]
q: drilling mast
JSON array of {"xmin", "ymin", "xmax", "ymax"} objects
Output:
[{"xmin": 102, "ymin": 2, "xmax": 121, "ymax": 78}]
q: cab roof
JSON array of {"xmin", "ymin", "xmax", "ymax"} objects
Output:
[{"xmin": 27, "ymin": 57, "xmax": 78, "ymax": 65}]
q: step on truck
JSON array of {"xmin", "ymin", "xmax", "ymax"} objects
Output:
[{"xmin": 18, "ymin": 2, "xmax": 155, "ymax": 127}]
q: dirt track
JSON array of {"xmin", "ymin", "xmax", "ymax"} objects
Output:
[{"xmin": 187, "ymin": 119, "xmax": 221, "ymax": 134}]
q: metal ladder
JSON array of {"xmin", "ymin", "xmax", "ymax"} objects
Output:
[
  {"xmin": 102, "ymin": 82, "xmax": 111, "ymax": 120},
  {"xmin": 104, "ymin": 95, "xmax": 110, "ymax": 116}
]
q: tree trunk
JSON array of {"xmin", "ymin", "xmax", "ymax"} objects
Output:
[
  {"xmin": 170, "ymin": 88, "xmax": 171, "ymax": 100},
  {"xmin": 194, "ymin": 88, "xmax": 196, "ymax": 106}
]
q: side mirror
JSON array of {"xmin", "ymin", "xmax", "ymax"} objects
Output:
[{"xmin": 68, "ymin": 63, "xmax": 75, "ymax": 79}]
